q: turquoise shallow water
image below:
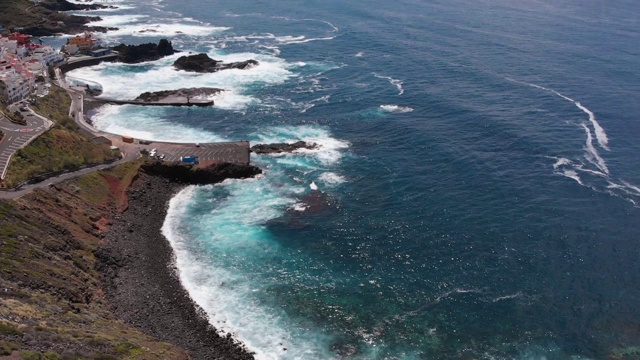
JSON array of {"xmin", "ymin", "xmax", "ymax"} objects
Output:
[{"xmin": 63, "ymin": 0, "xmax": 640, "ymax": 358}]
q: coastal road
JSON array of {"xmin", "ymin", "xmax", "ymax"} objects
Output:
[
  {"xmin": 0, "ymin": 158, "xmax": 128, "ymax": 200},
  {"xmin": 0, "ymin": 104, "xmax": 53, "ymax": 179},
  {"xmin": 0, "ymin": 70, "xmax": 251, "ymax": 199}
]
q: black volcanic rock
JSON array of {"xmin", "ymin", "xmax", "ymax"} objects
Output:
[
  {"xmin": 140, "ymin": 161, "xmax": 262, "ymax": 184},
  {"xmin": 173, "ymin": 53, "xmax": 259, "ymax": 73},
  {"xmin": 113, "ymin": 39, "xmax": 176, "ymax": 64},
  {"xmin": 39, "ymin": 0, "xmax": 114, "ymax": 11},
  {"xmin": 251, "ymin": 141, "xmax": 318, "ymax": 154},
  {"xmin": 99, "ymin": 163, "xmax": 260, "ymax": 360},
  {"xmin": 135, "ymin": 87, "xmax": 223, "ymax": 102}
]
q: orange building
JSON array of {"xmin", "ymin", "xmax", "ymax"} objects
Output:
[{"xmin": 67, "ymin": 32, "xmax": 96, "ymax": 51}]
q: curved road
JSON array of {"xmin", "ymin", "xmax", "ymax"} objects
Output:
[
  {"xmin": 0, "ymin": 156, "xmax": 133, "ymax": 200},
  {"xmin": 0, "ymin": 69, "xmax": 250, "ymax": 199},
  {"xmin": 0, "ymin": 103, "xmax": 53, "ymax": 179}
]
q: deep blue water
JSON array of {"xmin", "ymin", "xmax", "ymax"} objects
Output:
[{"xmin": 63, "ymin": 0, "xmax": 640, "ymax": 358}]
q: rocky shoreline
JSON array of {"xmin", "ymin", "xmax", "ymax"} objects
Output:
[{"xmin": 97, "ymin": 163, "xmax": 261, "ymax": 360}]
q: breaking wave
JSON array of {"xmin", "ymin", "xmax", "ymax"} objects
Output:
[{"xmin": 373, "ymin": 73, "xmax": 405, "ymax": 95}]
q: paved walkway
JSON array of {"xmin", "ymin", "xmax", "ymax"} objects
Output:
[{"xmin": 0, "ymin": 158, "xmax": 128, "ymax": 200}]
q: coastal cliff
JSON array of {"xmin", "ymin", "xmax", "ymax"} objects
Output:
[
  {"xmin": 0, "ymin": 160, "xmax": 259, "ymax": 359},
  {"xmin": 1, "ymin": 0, "xmax": 116, "ymax": 36}
]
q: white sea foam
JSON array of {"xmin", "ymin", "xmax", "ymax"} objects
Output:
[
  {"xmin": 85, "ymin": 14, "xmax": 149, "ymax": 27},
  {"xmin": 507, "ymin": 79, "xmax": 640, "ymax": 205},
  {"xmin": 275, "ymin": 35, "xmax": 336, "ymax": 45},
  {"xmin": 379, "ymin": 104, "xmax": 414, "ymax": 113},
  {"xmin": 561, "ymin": 169, "xmax": 583, "ymax": 185},
  {"xmin": 373, "ymin": 73, "xmax": 404, "ymax": 95},
  {"xmin": 355, "ymin": 52, "xmax": 364, "ymax": 57},
  {"xmin": 90, "ymin": 104, "xmax": 227, "ymax": 142},
  {"xmin": 319, "ymin": 172, "xmax": 346, "ymax": 186},
  {"xmin": 271, "ymin": 16, "xmax": 339, "ymax": 33},
  {"xmin": 86, "ymin": 15, "xmax": 229, "ymax": 38},
  {"xmin": 253, "ymin": 126, "xmax": 350, "ymax": 166},
  {"xmin": 67, "ymin": 51, "xmax": 295, "ymax": 110},
  {"xmin": 288, "ymin": 203, "xmax": 308, "ymax": 212},
  {"xmin": 580, "ymin": 123, "xmax": 609, "ymax": 175},
  {"xmin": 506, "ymin": 78, "xmax": 609, "ymax": 150},
  {"xmin": 574, "ymin": 164, "xmax": 607, "ymax": 178},
  {"xmin": 491, "ymin": 292, "xmax": 523, "ymax": 303},
  {"xmin": 553, "ymin": 157, "xmax": 571, "ymax": 169},
  {"xmin": 162, "ymin": 180, "xmax": 336, "ymax": 360},
  {"xmin": 214, "ymin": 33, "xmax": 335, "ymax": 47},
  {"xmin": 212, "ymin": 90, "xmax": 257, "ymax": 111},
  {"xmin": 300, "ymin": 95, "xmax": 331, "ymax": 113},
  {"xmin": 68, "ymin": 5, "xmax": 136, "ymax": 13},
  {"xmin": 620, "ymin": 181, "xmax": 640, "ymax": 195}
]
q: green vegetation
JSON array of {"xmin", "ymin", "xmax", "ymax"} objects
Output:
[
  {"xmin": 0, "ymin": 104, "xmax": 27, "ymax": 125},
  {"xmin": 0, "ymin": 321, "xmax": 23, "ymax": 336},
  {"xmin": 74, "ymin": 159, "xmax": 141, "ymax": 209},
  {"xmin": 4, "ymin": 86, "xmax": 119, "ymax": 187},
  {"xmin": 0, "ymin": 163, "xmax": 186, "ymax": 359},
  {"xmin": 1, "ymin": 340, "xmax": 21, "ymax": 355},
  {"xmin": 31, "ymin": 85, "xmax": 76, "ymax": 131},
  {"xmin": 48, "ymin": 65, "xmax": 57, "ymax": 81}
]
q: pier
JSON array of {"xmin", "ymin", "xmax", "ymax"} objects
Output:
[
  {"xmin": 58, "ymin": 53, "xmax": 119, "ymax": 74},
  {"xmin": 93, "ymin": 97, "xmax": 214, "ymax": 107},
  {"xmin": 57, "ymin": 52, "xmax": 244, "ymax": 166}
]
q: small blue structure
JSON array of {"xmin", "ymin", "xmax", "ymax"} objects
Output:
[
  {"xmin": 0, "ymin": 25, "xmax": 4, "ymax": 30},
  {"xmin": 87, "ymin": 49, "xmax": 111, "ymax": 57},
  {"xmin": 180, "ymin": 156, "xmax": 199, "ymax": 164}
]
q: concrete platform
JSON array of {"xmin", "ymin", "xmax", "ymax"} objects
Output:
[{"xmin": 136, "ymin": 141, "xmax": 250, "ymax": 165}]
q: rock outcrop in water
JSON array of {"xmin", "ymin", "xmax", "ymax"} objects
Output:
[
  {"xmin": 135, "ymin": 87, "xmax": 223, "ymax": 102},
  {"xmin": 173, "ymin": 53, "xmax": 259, "ymax": 73},
  {"xmin": 251, "ymin": 141, "xmax": 318, "ymax": 154},
  {"xmin": 113, "ymin": 39, "xmax": 176, "ymax": 64}
]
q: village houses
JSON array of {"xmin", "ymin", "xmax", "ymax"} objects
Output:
[{"xmin": 0, "ymin": 32, "xmax": 63, "ymax": 104}]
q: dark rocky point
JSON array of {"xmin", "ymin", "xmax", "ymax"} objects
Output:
[
  {"xmin": 113, "ymin": 39, "xmax": 177, "ymax": 64},
  {"xmin": 135, "ymin": 87, "xmax": 223, "ymax": 102},
  {"xmin": 251, "ymin": 141, "xmax": 318, "ymax": 154},
  {"xmin": 173, "ymin": 53, "xmax": 259, "ymax": 73},
  {"xmin": 39, "ymin": 0, "xmax": 115, "ymax": 11},
  {"xmin": 140, "ymin": 161, "xmax": 262, "ymax": 184}
]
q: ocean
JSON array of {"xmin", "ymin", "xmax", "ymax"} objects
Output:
[{"xmin": 61, "ymin": 0, "xmax": 640, "ymax": 358}]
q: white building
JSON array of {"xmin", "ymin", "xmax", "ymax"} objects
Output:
[
  {"xmin": 31, "ymin": 46, "xmax": 62, "ymax": 66},
  {"xmin": 0, "ymin": 38, "xmax": 17, "ymax": 53},
  {"xmin": 0, "ymin": 71, "xmax": 31, "ymax": 103}
]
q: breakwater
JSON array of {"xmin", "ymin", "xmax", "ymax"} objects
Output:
[
  {"xmin": 94, "ymin": 97, "xmax": 214, "ymax": 107},
  {"xmin": 58, "ymin": 54, "xmax": 119, "ymax": 74}
]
